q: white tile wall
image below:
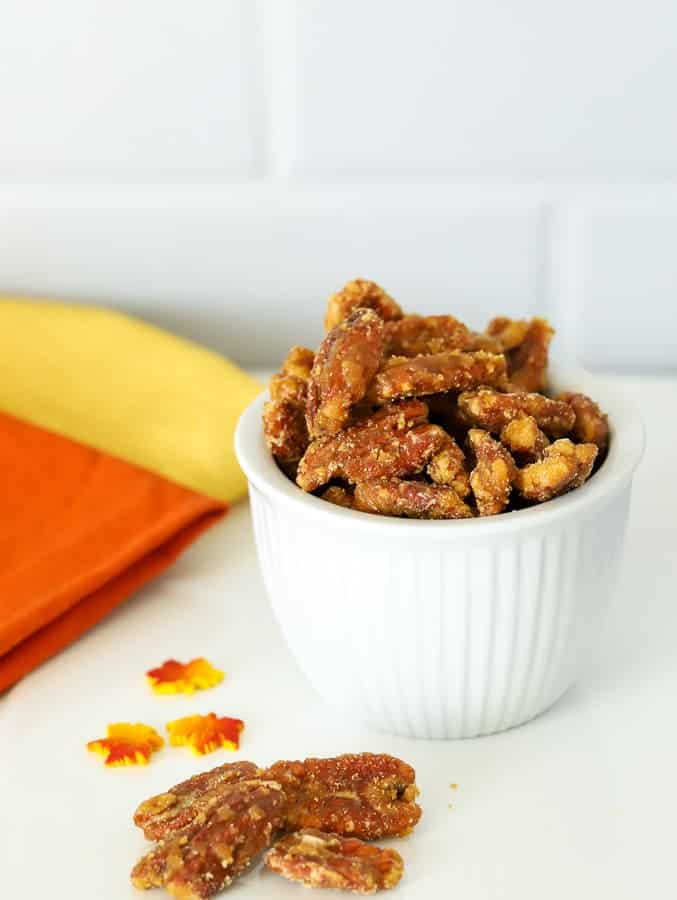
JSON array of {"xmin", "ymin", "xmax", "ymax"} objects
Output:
[
  {"xmin": 0, "ymin": 2, "xmax": 675, "ymax": 372},
  {"xmin": 0, "ymin": 1, "xmax": 258, "ymax": 178},
  {"xmin": 565, "ymin": 198, "xmax": 677, "ymax": 373},
  {"xmin": 284, "ymin": 1, "xmax": 677, "ymax": 178}
]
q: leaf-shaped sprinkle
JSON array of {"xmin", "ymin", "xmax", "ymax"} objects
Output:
[
  {"xmin": 87, "ymin": 723, "xmax": 164, "ymax": 767},
  {"xmin": 166, "ymin": 713, "xmax": 244, "ymax": 755},
  {"xmin": 146, "ymin": 658, "xmax": 224, "ymax": 695}
]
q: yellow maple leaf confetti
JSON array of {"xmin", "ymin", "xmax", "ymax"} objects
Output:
[
  {"xmin": 87, "ymin": 723, "xmax": 164, "ymax": 767},
  {"xmin": 166, "ymin": 713, "xmax": 244, "ymax": 755},
  {"xmin": 146, "ymin": 657, "xmax": 224, "ymax": 695}
]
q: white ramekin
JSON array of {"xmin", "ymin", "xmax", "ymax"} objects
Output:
[{"xmin": 235, "ymin": 369, "xmax": 644, "ymax": 739}]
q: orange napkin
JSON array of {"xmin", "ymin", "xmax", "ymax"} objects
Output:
[
  {"xmin": 0, "ymin": 298, "xmax": 263, "ymax": 692},
  {"xmin": 0, "ymin": 412, "xmax": 225, "ymax": 692}
]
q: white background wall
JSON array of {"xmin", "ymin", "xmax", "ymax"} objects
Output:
[{"xmin": 1, "ymin": 1, "xmax": 675, "ymax": 371}]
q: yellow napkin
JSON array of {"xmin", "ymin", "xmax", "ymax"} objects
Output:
[{"xmin": 0, "ymin": 298, "xmax": 262, "ymax": 503}]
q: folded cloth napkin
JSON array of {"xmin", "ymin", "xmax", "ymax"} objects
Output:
[
  {"xmin": 0, "ymin": 299, "xmax": 262, "ymax": 691},
  {"xmin": 0, "ymin": 299, "xmax": 261, "ymax": 503}
]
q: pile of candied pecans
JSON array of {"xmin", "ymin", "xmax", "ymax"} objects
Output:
[
  {"xmin": 131, "ymin": 753, "xmax": 419, "ymax": 897},
  {"xmin": 263, "ymin": 279, "xmax": 609, "ymax": 519}
]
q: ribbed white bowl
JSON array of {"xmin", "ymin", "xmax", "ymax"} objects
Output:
[{"xmin": 236, "ymin": 369, "xmax": 644, "ymax": 739}]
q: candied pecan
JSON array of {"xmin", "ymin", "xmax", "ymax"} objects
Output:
[
  {"xmin": 269, "ymin": 371, "xmax": 306, "ymax": 406},
  {"xmin": 264, "ymin": 753, "xmax": 421, "ymax": 840},
  {"xmin": 265, "ymin": 343, "xmax": 316, "ymax": 467},
  {"xmin": 500, "ymin": 415, "xmax": 550, "ymax": 464},
  {"xmin": 134, "ymin": 761, "xmax": 261, "ymax": 841},
  {"xmin": 458, "ymin": 388, "xmax": 575, "ymax": 437},
  {"xmin": 557, "ymin": 391, "xmax": 609, "ymax": 450},
  {"xmin": 270, "ymin": 345, "xmax": 314, "ymax": 406},
  {"xmin": 486, "ymin": 316, "xmax": 530, "ymax": 351},
  {"xmin": 467, "ymin": 429, "xmax": 517, "ymax": 516},
  {"xmin": 367, "ymin": 350, "xmax": 506, "ymax": 404},
  {"xmin": 322, "ymin": 486, "xmax": 355, "ymax": 509},
  {"xmin": 266, "ymin": 829, "xmax": 404, "ymax": 894},
  {"xmin": 427, "ymin": 435, "xmax": 470, "ymax": 497},
  {"xmin": 324, "ymin": 279, "xmax": 403, "ymax": 331},
  {"xmin": 131, "ymin": 845, "xmax": 169, "ymax": 890},
  {"xmin": 283, "ymin": 345, "xmax": 315, "ymax": 381},
  {"xmin": 365, "ymin": 398, "xmax": 429, "ymax": 429},
  {"xmin": 354, "ymin": 478, "xmax": 473, "ymax": 519},
  {"xmin": 505, "ymin": 317, "xmax": 554, "ymax": 393},
  {"xmin": 307, "ymin": 308, "xmax": 385, "ymax": 438},
  {"xmin": 565, "ymin": 441, "xmax": 599, "ymax": 489},
  {"xmin": 132, "ymin": 780, "xmax": 287, "ymax": 899},
  {"xmin": 297, "ymin": 413, "xmax": 445, "ymax": 492},
  {"xmin": 515, "ymin": 439, "xmax": 598, "ymax": 502},
  {"xmin": 383, "ymin": 314, "xmax": 472, "ymax": 357},
  {"xmin": 465, "ymin": 331, "xmax": 503, "ymax": 353},
  {"xmin": 263, "ymin": 399, "xmax": 309, "ymax": 467}
]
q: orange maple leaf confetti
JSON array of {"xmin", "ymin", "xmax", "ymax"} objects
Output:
[
  {"xmin": 86, "ymin": 723, "xmax": 164, "ymax": 767},
  {"xmin": 166, "ymin": 713, "xmax": 244, "ymax": 755},
  {"xmin": 146, "ymin": 657, "xmax": 224, "ymax": 695}
]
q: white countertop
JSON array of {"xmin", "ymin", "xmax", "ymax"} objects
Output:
[{"xmin": 3, "ymin": 374, "xmax": 675, "ymax": 900}]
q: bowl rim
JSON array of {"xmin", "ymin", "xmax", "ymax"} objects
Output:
[{"xmin": 235, "ymin": 366, "xmax": 645, "ymax": 537}]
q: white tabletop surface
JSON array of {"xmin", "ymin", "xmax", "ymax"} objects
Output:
[{"xmin": 3, "ymin": 374, "xmax": 675, "ymax": 900}]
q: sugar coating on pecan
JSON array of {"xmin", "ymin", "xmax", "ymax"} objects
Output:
[
  {"xmin": 266, "ymin": 829, "xmax": 404, "ymax": 894},
  {"xmin": 263, "ymin": 399, "xmax": 309, "ymax": 467},
  {"xmin": 465, "ymin": 331, "xmax": 504, "ymax": 353},
  {"xmin": 131, "ymin": 845, "xmax": 169, "ymax": 890},
  {"xmin": 505, "ymin": 317, "xmax": 554, "ymax": 393},
  {"xmin": 269, "ymin": 371, "xmax": 306, "ymax": 406},
  {"xmin": 134, "ymin": 761, "xmax": 262, "ymax": 841},
  {"xmin": 427, "ymin": 435, "xmax": 471, "ymax": 497},
  {"xmin": 486, "ymin": 316, "xmax": 531, "ymax": 352},
  {"xmin": 269, "ymin": 345, "xmax": 314, "ymax": 408},
  {"xmin": 384, "ymin": 314, "xmax": 472, "ymax": 357},
  {"xmin": 131, "ymin": 779, "xmax": 288, "ymax": 899},
  {"xmin": 265, "ymin": 348, "xmax": 314, "ymax": 466},
  {"xmin": 367, "ymin": 350, "xmax": 507, "ymax": 404},
  {"xmin": 307, "ymin": 308, "xmax": 386, "ymax": 438},
  {"xmin": 363, "ymin": 398, "xmax": 430, "ymax": 429},
  {"xmin": 564, "ymin": 440, "xmax": 599, "ymax": 489},
  {"xmin": 324, "ymin": 279, "xmax": 403, "ymax": 331},
  {"xmin": 557, "ymin": 391, "xmax": 610, "ymax": 450},
  {"xmin": 500, "ymin": 415, "xmax": 550, "ymax": 464},
  {"xmin": 515, "ymin": 438, "xmax": 598, "ymax": 502},
  {"xmin": 458, "ymin": 388, "xmax": 575, "ymax": 438},
  {"xmin": 354, "ymin": 477, "xmax": 473, "ymax": 519},
  {"xmin": 283, "ymin": 345, "xmax": 315, "ymax": 381},
  {"xmin": 467, "ymin": 428, "xmax": 517, "ymax": 516},
  {"xmin": 263, "ymin": 753, "xmax": 422, "ymax": 841},
  {"xmin": 321, "ymin": 485, "xmax": 355, "ymax": 509},
  {"xmin": 297, "ymin": 413, "xmax": 446, "ymax": 492}
]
